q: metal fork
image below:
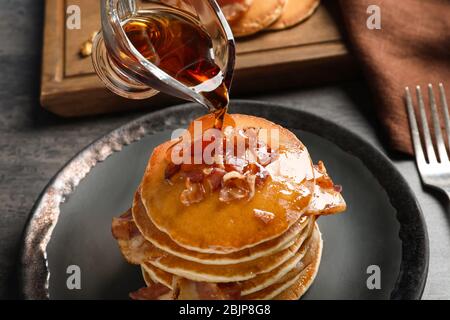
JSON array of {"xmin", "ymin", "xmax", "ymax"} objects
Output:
[{"xmin": 405, "ymin": 83, "xmax": 450, "ymax": 200}]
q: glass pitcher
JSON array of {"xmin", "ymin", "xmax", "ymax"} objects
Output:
[{"xmin": 91, "ymin": 0, "xmax": 236, "ymax": 112}]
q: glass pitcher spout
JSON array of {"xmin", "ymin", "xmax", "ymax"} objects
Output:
[{"xmin": 92, "ymin": 0, "xmax": 236, "ymax": 112}]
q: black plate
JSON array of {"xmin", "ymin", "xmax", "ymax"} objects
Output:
[{"xmin": 20, "ymin": 101, "xmax": 429, "ymax": 300}]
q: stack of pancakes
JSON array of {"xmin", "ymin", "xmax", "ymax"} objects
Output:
[
  {"xmin": 223, "ymin": 0, "xmax": 321, "ymax": 37},
  {"xmin": 112, "ymin": 114, "xmax": 346, "ymax": 300},
  {"xmin": 160, "ymin": 0, "xmax": 321, "ymax": 37}
]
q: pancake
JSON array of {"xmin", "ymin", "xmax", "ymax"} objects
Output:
[
  {"xmin": 142, "ymin": 264, "xmax": 174, "ymax": 289},
  {"xmin": 218, "ymin": 0, "xmax": 254, "ymax": 23},
  {"xmin": 244, "ymin": 223, "xmax": 322, "ymax": 300},
  {"xmin": 142, "ymin": 222, "xmax": 322, "ymax": 300},
  {"xmin": 274, "ymin": 224, "xmax": 322, "ymax": 299},
  {"xmin": 140, "ymin": 113, "xmax": 315, "ymax": 254},
  {"xmin": 114, "ymin": 211, "xmax": 308, "ymax": 289},
  {"xmin": 141, "ymin": 265, "xmax": 155, "ymax": 287},
  {"xmin": 144, "ymin": 219, "xmax": 313, "ymax": 283},
  {"xmin": 268, "ymin": 0, "xmax": 320, "ymax": 30},
  {"xmin": 230, "ymin": 0, "xmax": 287, "ymax": 37},
  {"xmin": 240, "ymin": 224, "xmax": 312, "ymax": 295},
  {"xmin": 140, "ymin": 219, "xmax": 314, "ymax": 296},
  {"xmin": 133, "ymin": 191, "xmax": 310, "ymax": 264},
  {"xmin": 113, "ymin": 209, "xmax": 316, "ymax": 286}
]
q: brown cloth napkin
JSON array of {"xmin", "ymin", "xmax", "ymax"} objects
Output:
[{"xmin": 339, "ymin": 0, "xmax": 450, "ymax": 155}]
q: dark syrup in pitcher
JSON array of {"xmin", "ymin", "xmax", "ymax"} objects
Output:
[{"xmin": 123, "ymin": 9, "xmax": 230, "ymax": 128}]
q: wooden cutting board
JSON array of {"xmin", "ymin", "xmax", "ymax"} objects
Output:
[{"xmin": 41, "ymin": 0, "xmax": 355, "ymax": 117}]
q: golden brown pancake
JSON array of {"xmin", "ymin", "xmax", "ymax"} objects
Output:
[
  {"xmin": 230, "ymin": 0, "xmax": 287, "ymax": 37},
  {"xmin": 218, "ymin": 0, "xmax": 254, "ymax": 23},
  {"xmin": 141, "ymin": 265, "xmax": 155, "ymax": 287},
  {"xmin": 245, "ymin": 223, "xmax": 322, "ymax": 300},
  {"xmin": 133, "ymin": 191, "xmax": 310, "ymax": 264},
  {"xmin": 140, "ymin": 114, "xmax": 315, "ymax": 254},
  {"xmin": 142, "ymin": 264, "xmax": 174, "ymax": 289},
  {"xmin": 139, "ymin": 222, "xmax": 321, "ymax": 300},
  {"xmin": 268, "ymin": 0, "xmax": 320, "ymax": 30},
  {"xmin": 144, "ymin": 220, "xmax": 312, "ymax": 283},
  {"xmin": 274, "ymin": 226, "xmax": 322, "ymax": 299},
  {"xmin": 240, "ymin": 223, "xmax": 312, "ymax": 295},
  {"xmin": 139, "ymin": 219, "xmax": 314, "ymax": 294},
  {"xmin": 149, "ymin": 223, "xmax": 321, "ymax": 301}
]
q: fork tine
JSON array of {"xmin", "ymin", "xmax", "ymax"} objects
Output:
[
  {"xmin": 405, "ymin": 87, "xmax": 427, "ymax": 166},
  {"xmin": 439, "ymin": 83, "xmax": 450, "ymax": 156},
  {"xmin": 428, "ymin": 84, "xmax": 449, "ymax": 163},
  {"xmin": 416, "ymin": 85, "xmax": 437, "ymax": 163}
]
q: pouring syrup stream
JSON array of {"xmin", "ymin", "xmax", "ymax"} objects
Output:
[{"xmin": 123, "ymin": 9, "xmax": 230, "ymax": 129}]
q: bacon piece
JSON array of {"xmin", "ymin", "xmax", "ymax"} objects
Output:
[
  {"xmin": 167, "ymin": 125, "xmax": 276, "ymax": 205},
  {"xmin": 205, "ymin": 167, "xmax": 226, "ymax": 191},
  {"xmin": 180, "ymin": 178, "xmax": 205, "ymax": 206},
  {"xmin": 111, "ymin": 210, "xmax": 140, "ymax": 240},
  {"xmin": 253, "ymin": 209, "xmax": 275, "ymax": 224},
  {"xmin": 246, "ymin": 173, "xmax": 256, "ymax": 199},
  {"xmin": 219, "ymin": 171, "xmax": 257, "ymax": 202},
  {"xmin": 313, "ymin": 160, "xmax": 334, "ymax": 189},
  {"xmin": 305, "ymin": 161, "xmax": 346, "ymax": 216},
  {"xmin": 130, "ymin": 283, "xmax": 171, "ymax": 300},
  {"xmin": 224, "ymin": 157, "xmax": 247, "ymax": 173},
  {"xmin": 173, "ymin": 277, "xmax": 241, "ymax": 300},
  {"xmin": 220, "ymin": 171, "xmax": 253, "ymax": 202},
  {"xmin": 222, "ymin": 171, "xmax": 246, "ymax": 183},
  {"xmin": 183, "ymin": 168, "xmax": 204, "ymax": 183},
  {"xmin": 165, "ymin": 162, "xmax": 181, "ymax": 180},
  {"xmin": 112, "ymin": 210, "xmax": 156, "ymax": 265},
  {"xmin": 305, "ymin": 184, "xmax": 346, "ymax": 216}
]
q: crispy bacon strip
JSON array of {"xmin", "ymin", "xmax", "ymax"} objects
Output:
[
  {"xmin": 130, "ymin": 283, "xmax": 171, "ymax": 300},
  {"xmin": 173, "ymin": 277, "xmax": 241, "ymax": 300},
  {"xmin": 166, "ymin": 126, "xmax": 274, "ymax": 205},
  {"xmin": 304, "ymin": 161, "xmax": 346, "ymax": 216},
  {"xmin": 111, "ymin": 210, "xmax": 141, "ymax": 240}
]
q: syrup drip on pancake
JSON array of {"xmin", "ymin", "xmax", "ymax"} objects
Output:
[{"xmin": 165, "ymin": 125, "xmax": 278, "ymax": 206}]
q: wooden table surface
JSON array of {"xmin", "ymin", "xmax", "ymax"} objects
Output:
[{"xmin": 1, "ymin": 0, "xmax": 449, "ymax": 300}]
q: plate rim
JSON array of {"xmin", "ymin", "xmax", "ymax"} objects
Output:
[{"xmin": 19, "ymin": 100, "xmax": 429, "ymax": 300}]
